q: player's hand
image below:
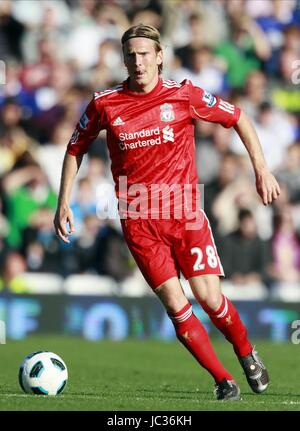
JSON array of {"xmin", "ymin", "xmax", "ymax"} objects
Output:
[
  {"xmin": 53, "ymin": 204, "xmax": 75, "ymax": 243},
  {"xmin": 255, "ymin": 168, "xmax": 281, "ymax": 205}
]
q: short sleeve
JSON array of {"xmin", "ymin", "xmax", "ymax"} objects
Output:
[
  {"xmin": 67, "ymin": 96, "xmax": 106, "ymax": 156},
  {"xmin": 187, "ymin": 80, "xmax": 241, "ymax": 128}
]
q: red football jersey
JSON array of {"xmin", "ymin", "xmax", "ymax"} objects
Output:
[{"xmin": 67, "ymin": 78, "xmax": 240, "ymax": 218}]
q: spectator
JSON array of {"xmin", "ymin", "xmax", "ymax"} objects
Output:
[
  {"xmin": 270, "ymin": 46, "xmax": 300, "ymax": 114},
  {"xmin": 70, "ymin": 0, "xmax": 98, "ymax": 26},
  {"xmin": 167, "ymin": 3, "xmax": 227, "ymax": 52},
  {"xmin": 81, "ymin": 39, "xmax": 125, "ymax": 89},
  {"xmin": 171, "ymin": 46, "xmax": 227, "ymax": 94},
  {"xmin": 0, "ymin": 251, "xmax": 29, "ymax": 293},
  {"xmin": 271, "ymin": 181, "xmax": 300, "ymax": 231},
  {"xmin": 73, "ymin": 213, "xmax": 102, "ymax": 274},
  {"xmin": 0, "ymin": 0, "xmax": 25, "ymax": 62},
  {"xmin": 248, "ymin": 1, "xmax": 300, "ymax": 75},
  {"xmin": 12, "ymin": 0, "xmax": 70, "ymax": 29},
  {"xmin": 21, "ymin": 3, "xmax": 70, "ymax": 64},
  {"xmin": 214, "ymin": 13, "xmax": 271, "ymax": 88},
  {"xmin": 2, "ymin": 163, "xmax": 57, "ymax": 248},
  {"xmin": 218, "ymin": 208, "xmax": 272, "ymax": 286},
  {"xmin": 267, "ymin": 204, "xmax": 300, "ymax": 286},
  {"xmin": 0, "ymin": 98, "xmax": 38, "ymax": 175},
  {"xmin": 211, "ymin": 164, "xmax": 273, "ymax": 240},
  {"xmin": 36, "ymin": 119, "xmax": 75, "ymax": 194},
  {"xmin": 238, "ymin": 70, "xmax": 269, "ymax": 119},
  {"xmin": 204, "ymin": 152, "xmax": 242, "ymax": 233},
  {"xmin": 0, "ymin": 59, "xmax": 23, "ymax": 101},
  {"xmin": 93, "ymin": 222, "xmax": 135, "ymax": 282},
  {"xmin": 276, "ymin": 142, "xmax": 300, "ymax": 204},
  {"xmin": 20, "ymin": 37, "xmax": 58, "ymax": 91},
  {"xmin": 85, "ymin": 155, "xmax": 119, "ymax": 228},
  {"xmin": 196, "ymin": 122, "xmax": 234, "ymax": 184},
  {"xmin": 70, "ymin": 177, "xmax": 97, "ymax": 237},
  {"xmin": 25, "ymin": 65, "xmax": 75, "ymax": 144},
  {"xmin": 66, "ymin": 3, "xmax": 129, "ymax": 70},
  {"xmin": 265, "ymin": 25, "xmax": 300, "ymax": 77},
  {"xmin": 230, "ymin": 101, "xmax": 296, "ymax": 171},
  {"xmin": 131, "ymin": 8, "xmax": 162, "ymax": 31},
  {"xmin": 21, "ymin": 207, "xmax": 61, "ymax": 273},
  {"xmin": 0, "ymin": 196, "xmax": 10, "ymax": 279}
]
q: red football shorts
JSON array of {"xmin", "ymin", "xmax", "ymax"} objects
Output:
[{"xmin": 121, "ymin": 210, "xmax": 224, "ymax": 290}]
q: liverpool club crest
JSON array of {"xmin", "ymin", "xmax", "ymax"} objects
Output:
[{"xmin": 160, "ymin": 103, "xmax": 175, "ymax": 122}]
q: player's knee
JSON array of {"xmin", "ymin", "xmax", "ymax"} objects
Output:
[
  {"xmin": 201, "ymin": 294, "xmax": 222, "ymax": 312},
  {"xmin": 190, "ymin": 275, "xmax": 221, "ymax": 310},
  {"xmin": 154, "ymin": 282, "xmax": 188, "ymax": 315}
]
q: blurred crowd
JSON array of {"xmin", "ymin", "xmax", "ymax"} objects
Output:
[{"xmin": 0, "ymin": 0, "xmax": 300, "ymax": 297}]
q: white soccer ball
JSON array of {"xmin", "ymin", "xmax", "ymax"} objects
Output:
[{"xmin": 19, "ymin": 351, "xmax": 68, "ymax": 395}]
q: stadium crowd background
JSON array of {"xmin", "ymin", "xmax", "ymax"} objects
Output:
[{"xmin": 0, "ymin": 0, "xmax": 300, "ymax": 299}]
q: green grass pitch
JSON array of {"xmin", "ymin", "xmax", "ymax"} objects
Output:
[{"xmin": 0, "ymin": 336, "xmax": 299, "ymax": 411}]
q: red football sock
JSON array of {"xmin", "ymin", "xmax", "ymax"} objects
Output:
[
  {"xmin": 169, "ymin": 302, "xmax": 234, "ymax": 384},
  {"xmin": 202, "ymin": 295, "xmax": 252, "ymax": 357}
]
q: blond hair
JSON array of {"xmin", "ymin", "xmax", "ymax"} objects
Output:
[{"xmin": 121, "ymin": 24, "xmax": 163, "ymax": 74}]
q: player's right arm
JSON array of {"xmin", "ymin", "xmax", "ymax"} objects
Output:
[
  {"xmin": 54, "ymin": 96, "xmax": 106, "ymax": 243},
  {"xmin": 54, "ymin": 152, "xmax": 83, "ymax": 243}
]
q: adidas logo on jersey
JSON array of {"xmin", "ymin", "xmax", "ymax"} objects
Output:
[{"xmin": 112, "ymin": 117, "xmax": 125, "ymax": 126}]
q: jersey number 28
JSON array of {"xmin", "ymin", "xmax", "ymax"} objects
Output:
[{"xmin": 191, "ymin": 246, "xmax": 218, "ymax": 271}]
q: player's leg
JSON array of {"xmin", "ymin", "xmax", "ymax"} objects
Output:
[
  {"xmin": 189, "ymin": 272, "xmax": 269, "ymax": 394},
  {"xmin": 121, "ymin": 218, "xmax": 239, "ymax": 399},
  {"xmin": 173, "ymin": 212, "xmax": 253, "ymax": 357},
  {"xmin": 154, "ymin": 276, "xmax": 240, "ymax": 400},
  {"xmin": 174, "ymin": 211, "xmax": 269, "ymax": 394},
  {"xmin": 189, "ymin": 274, "xmax": 252, "ymax": 356}
]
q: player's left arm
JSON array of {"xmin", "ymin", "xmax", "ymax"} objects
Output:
[
  {"xmin": 188, "ymin": 81, "xmax": 280, "ymax": 205},
  {"xmin": 234, "ymin": 110, "xmax": 281, "ymax": 205}
]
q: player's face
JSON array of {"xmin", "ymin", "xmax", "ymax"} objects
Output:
[{"xmin": 123, "ymin": 37, "xmax": 163, "ymax": 92}]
